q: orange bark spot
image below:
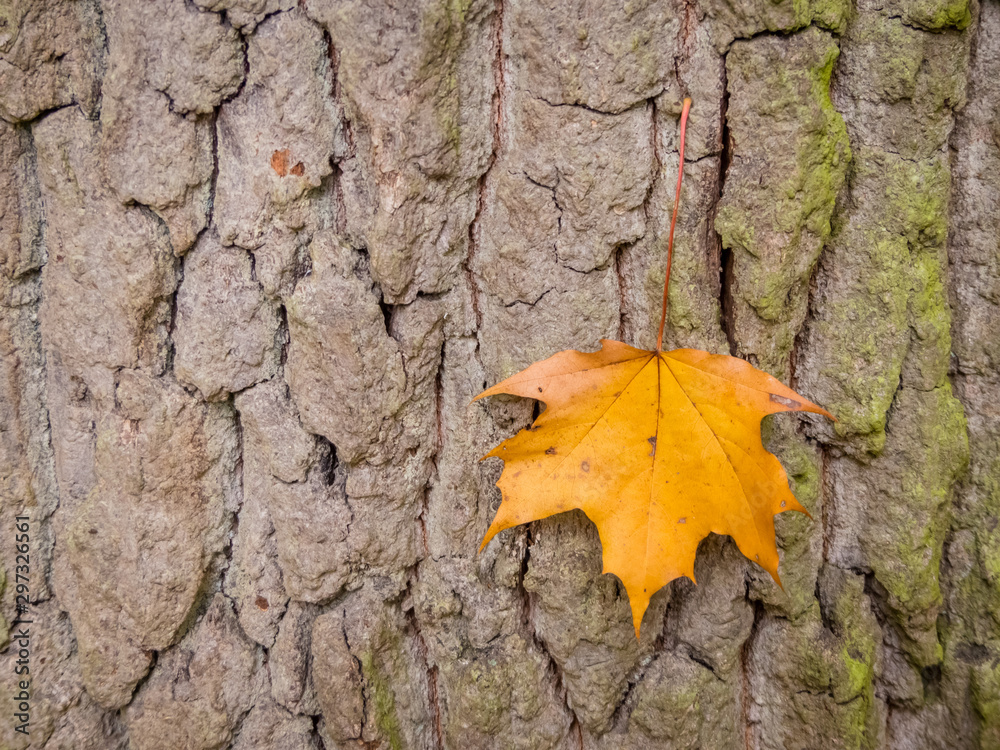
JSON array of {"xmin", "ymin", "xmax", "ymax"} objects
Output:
[{"xmin": 270, "ymin": 149, "xmax": 290, "ymax": 176}]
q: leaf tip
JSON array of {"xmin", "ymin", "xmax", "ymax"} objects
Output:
[
  {"xmin": 778, "ymin": 495, "xmax": 810, "ymax": 519},
  {"xmin": 631, "ymin": 607, "xmax": 645, "ymax": 641},
  {"xmin": 478, "ymin": 531, "xmax": 496, "ymax": 554},
  {"xmin": 806, "ymin": 401, "xmax": 836, "ymax": 422},
  {"xmin": 478, "ymin": 518, "xmax": 506, "ymax": 553},
  {"xmin": 629, "ymin": 594, "xmax": 651, "ymax": 641},
  {"xmin": 771, "ymin": 569, "xmax": 785, "ymax": 591},
  {"xmin": 811, "ymin": 404, "xmax": 836, "ymax": 422}
]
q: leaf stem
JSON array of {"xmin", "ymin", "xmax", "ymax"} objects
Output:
[{"xmin": 655, "ymin": 97, "xmax": 692, "ymax": 352}]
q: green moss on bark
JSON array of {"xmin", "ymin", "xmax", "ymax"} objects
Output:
[
  {"xmin": 864, "ymin": 385, "xmax": 969, "ymax": 667},
  {"xmin": 715, "ymin": 27, "xmax": 851, "ymax": 376},
  {"xmin": 360, "ymin": 649, "xmax": 406, "ymax": 750}
]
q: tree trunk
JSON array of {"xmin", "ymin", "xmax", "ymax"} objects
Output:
[{"xmin": 0, "ymin": 0, "xmax": 997, "ymax": 747}]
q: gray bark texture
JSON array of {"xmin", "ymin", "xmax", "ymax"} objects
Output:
[{"xmin": 0, "ymin": 0, "xmax": 997, "ymax": 747}]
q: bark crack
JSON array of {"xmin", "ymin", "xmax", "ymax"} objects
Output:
[
  {"xmin": 614, "ymin": 243, "xmax": 628, "ymax": 342},
  {"xmin": 518, "ymin": 526, "xmax": 581, "ymax": 742},
  {"xmin": 739, "ymin": 598, "xmax": 763, "ymax": 750},
  {"xmin": 465, "ymin": 0, "xmax": 507, "ymax": 329},
  {"xmin": 403, "ymin": 573, "xmax": 444, "ymax": 750},
  {"xmin": 715, "ymin": 59, "xmax": 737, "ymax": 356},
  {"xmin": 530, "ymin": 91, "xmax": 657, "ymax": 117}
]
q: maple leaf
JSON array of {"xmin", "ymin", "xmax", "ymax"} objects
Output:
[
  {"xmin": 474, "ymin": 99, "xmax": 835, "ymax": 637},
  {"xmin": 474, "ymin": 342, "xmax": 832, "ymax": 636}
]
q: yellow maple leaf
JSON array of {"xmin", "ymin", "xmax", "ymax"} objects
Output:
[
  {"xmin": 474, "ymin": 342, "xmax": 832, "ymax": 636},
  {"xmin": 474, "ymin": 98, "xmax": 835, "ymax": 637}
]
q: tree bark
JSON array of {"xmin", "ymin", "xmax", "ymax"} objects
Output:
[{"xmin": 0, "ymin": 0, "xmax": 997, "ymax": 747}]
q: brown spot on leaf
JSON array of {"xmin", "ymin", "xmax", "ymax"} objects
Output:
[
  {"xmin": 538, "ymin": 387, "xmax": 543, "ymax": 393},
  {"xmin": 581, "ymin": 460, "xmax": 590, "ymax": 472},
  {"xmin": 270, "ymin": 149, "xmax": 290, "ymax": 176},
  {"xmin": 545, "ymin": 446, "xmax": 557, "ymax": 455},
  {"xmin": 780, "ymin": 500, "xmax": 786, "ymax": 508},
  {"xmin": 255, "ymin": 596, "xmax": 269, "ymax": 611},
  {"xmin": 769, "ymin": 393, "xmax": 800, "ymax": 409},
  {"xmin": 647, "ymin": 436, "xmax": 656, "ymax": 456},
  {"xmin": 677, "ymin": 517, "xmax": 686, "ymax": 524}
]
